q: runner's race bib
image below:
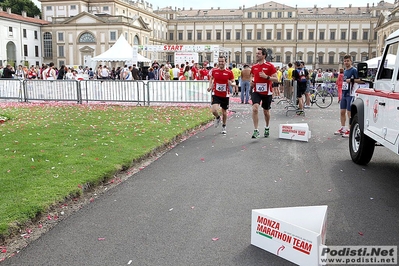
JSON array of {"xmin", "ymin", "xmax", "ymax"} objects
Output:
[
  {"xmin": 256, "ymin": 83, "xmax": 268, "ymax": 92},
  {"xmin": 216, "ymin": 83, "xmax": 227, "ymax": 92},
  {"xmin": 342, "ymin": 82, "xmax": 349, "ymax": 91}
]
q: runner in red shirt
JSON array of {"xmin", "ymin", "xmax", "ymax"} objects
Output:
[
  {"xmin": 250, "ymin": 47, "xmax": 278, "ymax": 139},
  {"xmin": 207, "ymin": 56, "xmax": 235, "ymax": 135}
]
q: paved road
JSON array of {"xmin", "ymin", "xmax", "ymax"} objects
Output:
[{"xmin": 3, "ymin": 99, "xmax": 399, "ymax": 266}]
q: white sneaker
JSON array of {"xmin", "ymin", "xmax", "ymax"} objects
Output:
[
  {"xmin": 214, "ymin": 116, "xmax": 221, "ymax": 128},
  {"xmin": 221, "ymin": 126, "xmax": 227, "ymax": 135}
]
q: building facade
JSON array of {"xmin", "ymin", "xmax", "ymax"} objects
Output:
[
  {"xmin": 2, "ymin": 0, "xmax": 399, "ymax": 69},
  {"xmin": 0, "ymin": 8, "xmax": 48, "ymax": 67}
]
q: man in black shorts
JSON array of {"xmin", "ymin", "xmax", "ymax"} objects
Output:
[
  {"xmin": 207, "ymin": 56, "xmax": 235, "ymax": 135},
  {"xmin": 250, "ymin": 48, "xmax": 278, "ymax": 138},
  {"xmin": 292, "ymin": 61, "xmax": 309, "ymax": 115}
]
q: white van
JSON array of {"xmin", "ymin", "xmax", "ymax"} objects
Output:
[{"xmin": 349, "ymin": 29, "xmax": 399, "ymax": 165}]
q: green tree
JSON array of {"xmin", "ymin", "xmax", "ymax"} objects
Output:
[{"xmin": 0, "ymin": 0, "xmax": 41, "ymax": 18}]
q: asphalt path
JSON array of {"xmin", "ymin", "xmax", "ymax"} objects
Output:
[{"xmin": 3, "ymin": 98, "xmax": 399, "ymax": 266}]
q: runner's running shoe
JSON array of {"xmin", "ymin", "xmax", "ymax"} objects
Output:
[
  {"xmin": 252, "ymin": 130, "xmax": 260, "ymax": 139},
  {"xmin": 264, "ymin": 128, "xmax": 270, "ymax": 138},
  {"xmin": 221, "ymin": 126, "xmax": 227, "ymax": 135},
  {"xmin": 342, "ymin": 130, "xmax": 350, "ymax": 138},
  {"xmin": 334, "ymin": 127, "xmax": 345, "ymax": 135}
]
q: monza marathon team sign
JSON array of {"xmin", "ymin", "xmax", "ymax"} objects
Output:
[{"xmin": 251, "ymin": 205, "xmax": 327, "ymax": 266}]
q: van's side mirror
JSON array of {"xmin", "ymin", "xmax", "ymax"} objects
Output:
[{"xmin": 357, "ymin": 62, "xmax": 368, "ymax": 79}]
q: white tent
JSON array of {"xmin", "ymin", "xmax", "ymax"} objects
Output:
[
  {"xmin": 365, "ymin": 54, "xmax": 396, "ymax": 68},
  {"xmin": 91, "ymin": 35, "xmax": 151, "ymax": 63}
]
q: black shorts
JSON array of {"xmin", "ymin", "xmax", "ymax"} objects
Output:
[
  {"xmin": 235, "ymin": 80, "xmax": 239, "ymax": 86},
  {"xmin": 297, "ymin": 84, "xmax": 307, "ymax": 98},
  {"xmin": 251, "ymin": 92, "xmax": 272, "ymax": 110},
  {"xmin": 211, "ymin": 95, "xmax": 229, "ymax": 110},
  {"xmin": 273, "ymin": 82, "xmax": 279, "ymax": 87}
]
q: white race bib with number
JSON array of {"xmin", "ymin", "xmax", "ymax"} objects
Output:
[
  {"xmin": 216, "ymin": 83, "xmax": 227, "ymax": 92},
  {"xmin": 256, "ymin": 83, "xmax": 267, "ymax": 92},
  {"xmin": 342, "ymin": 82, "xmax": 349, "ymax": 91}
]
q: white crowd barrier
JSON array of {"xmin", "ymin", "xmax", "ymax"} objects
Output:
[{"xmin": 0, "ymin": 79, "xmax": 211, "ymax": 105}]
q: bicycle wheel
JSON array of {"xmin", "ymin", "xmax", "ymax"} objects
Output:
[{"xmin": 314, "ymin": 90, "xmax": 333, "ymax": 108}]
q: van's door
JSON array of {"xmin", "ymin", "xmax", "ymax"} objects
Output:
[{"xmin": 384, "ymin": 43, "xmax": 399, "ymax": 146}]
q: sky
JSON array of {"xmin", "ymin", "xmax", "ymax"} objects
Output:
[{"xmin": 32, "ymin": 0, "xmax": 391, "ymax": 10}]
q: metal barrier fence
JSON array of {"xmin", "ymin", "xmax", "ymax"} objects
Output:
[
  {"xmin": 0, "ymin": 79, "xmax": 24, "ymax": 101},
  {"xmin": 0, "ymin": 79, "xmax": 211, "ymax": 105}
]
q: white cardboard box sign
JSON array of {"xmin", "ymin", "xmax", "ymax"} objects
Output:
[
  {"xmin": 251, "ymin": 205, "xmax": 328, "ymax": 266},
  {"xmin": 279, "ymin": 123, "xmax": 311, "ymax": 142}
]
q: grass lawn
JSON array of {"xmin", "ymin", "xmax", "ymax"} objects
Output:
[{"xmin": 0, "ymin": 102, "xmax": 212, "ymax": 239}]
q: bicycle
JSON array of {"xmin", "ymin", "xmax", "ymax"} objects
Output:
[{"xmin": 308, "ymin": 82, "xmax": 334, "ymax": 108}]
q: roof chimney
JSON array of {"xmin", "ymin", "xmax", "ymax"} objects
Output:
[
  {"xmin": 6, "ymin": 7, "xmax": 12, "ymax": 14},
  {"xmin": 22, "ymin": 11, "xmax": 27, "ymax": 17}
]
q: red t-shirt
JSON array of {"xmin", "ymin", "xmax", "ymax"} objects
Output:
[
  {"xmin": 211, "ymin": 68, "xmax": 234, "ymax": 97},
  {"xmin": 199, "ymin": 69, "xmax": 209, "ymax": 80},
  {"xmin": 179, "ymin": 68, "xmax": 184, "ymax": 77},
  {"xmin": 191, "ymin": 66, "xmax": 198, "ymax": 80},
  {"xmin": 251, "ymin": 62, "xmax": 276, "ymax": 95}
]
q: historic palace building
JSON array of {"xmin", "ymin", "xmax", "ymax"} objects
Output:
[{"xmin": 2, "ymin": 0, "xmax": 399, "ymax": 69}]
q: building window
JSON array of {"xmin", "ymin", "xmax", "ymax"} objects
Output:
[
  {"xmin": 58, "ymin": 32, "xmax": 64, "ymax": 42},
  {"xmin": 363, "ymin": 30, "xmax": 369, "ymax": 40},
  {"xmin": 257, "ymin": 31, "xmax": 261, "ymax": 40},
  {"xmin": 103, "ymin": 6, "xmax": 109, "ymax": 11},
  {"xmin": 266, "ymin": 31, "xmax": 272, "ymax": 40},
  {"xmin": 226, "ymin": 31, "xmax": 231, "ymax": 40},
  {"xmin": 235, "ymin": 54, "xmax": 240, "ymax": 63},
  {"xmin": 276, "ymin": 55, "xmax": 281, "ymax": 62},
  {"xmin": 71, "ymin": 5, "xmax": 76, "ymax": 10},
  {"xmin": 298, "ymin": 31, "xmax": 303, "ymax": 40},
  {"xmin": 34, "ymin": 31, "xmax": 38, "ymax": 39},
  {"xmin": 188, "ymin": 31, "xmax": 192, "ymax": 41},
  {"xmin": 79, "ymin": 32, "xmax": 95, "ymax": 42},
  {"xmin": 309, "ymin": 31, "xmax": 314, "ymax": 40},
  {"xmin": 236, "ymin": 31, "xmax": 240, "ymax": 40},
  {"xmin": 267, "ymin": 12, "xmax": 272, "ymax": 18},
  {"xmin": 277, "ymin": 12, "xmax": 282, "ymax": 18},
  {"xmin": 248, "ymin": 12, "xmax": 252, "ymax": 18},
  {"xmin": 286, "ymin": 31, "xmax": 291, "ymax": 40},
  {"xmin": 59, "ymin": 60, "xmax": 65, "ymax": 66},
  {"xmin": 352, "ymin": 55, "xmax": 356, "ymax": 62},
  {"xmin": 8, "ymin": 27, "xmax": 12, "ymax": 35},
  {"xmin": 178, "ymin": 32, "xmax": 183, "ymax": 40},
  {"xmin": 46, "ymin": 6, "xmax": 52, "ymax": 10},
  {"xmin": 330, "ymin": 31, "xmax": 335, "ymax": 40},
  {"xmin": 246, "ymin": 54, "xmax": 251, "ymax": 64},
  {"xmin": 329, "ymin": 55, "xmax": 334, "ymax": 64},
  {"xmin": 43, "ymin": 32, "xmax": 53, "ymax": 58},
  {"xmin": 206, "ymin": 31, "xmax": 211, "ymax": 40},
  {"xmin": 216, "ymin": 31, "xmax": 221, "ymax": 40},
  {"xmin": 169, "ymin": 14, "xmax": 173, "ymax": 19},
  {"xmin": 24, "ymin": 45, "xmax": 28, "ymax": 56},
  {"xmin": 169, "ymin": 32, "xmax": 173, "ymax": 40},
  {"xmin": 58, "ymin": 46, "xmax": 64, "ymax": 57},
  {"xmin": 247, "ymin": 31, "xmax": 252, "ymax": 40},
  {"xmin": 277, "ymin": 31, "xmax": 281, "ymax": 40},
  {"xmin": 374, "ymin": 31, "xmax": 377, "ymax": 40},
  {"xmin": 352, "ymin": 31, "xmax": 357, "ymax": 40},
  {"xmin": 285, "ymin": 55, "xmax": 291, "ymax": 63},
  {"xmin": 257, "ymin": 12, "xmax": 262, "ymax": 18},
  {"xmin": 110, "ymin": 31, "xmax": 116, "ymax": 41},
  {"xmin": 318, "ymin": 55, "xmax": 323, "ymax": 64},
  {"xmin": 35, "ymin": 46, "xmax": 39, "ymax": 57},
  {"xmin": 341, "ymin": 31, "xmax": 346, "ymax": 40},
  {"xmin": 288, "ymin": 12, "xmax": 292, "ymax": 18},
  {"xmin": 319, "ymin": 31, "xmax": 325, "ymax": 40},
  {"xmin": 307, "ymin": 54, "xmax": 313, "ymax": 64},
  {"xmin": 197, "ymin": 31, "xmax": 202, "ymax": 40},
  {"xmin": 23, "ymin": 29, "xmax": 27, "ymax": 38}
]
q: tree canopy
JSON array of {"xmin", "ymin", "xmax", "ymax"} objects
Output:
[{"xmin": 0, "ymin": 0, "xmax": 41, "ymax": 18}]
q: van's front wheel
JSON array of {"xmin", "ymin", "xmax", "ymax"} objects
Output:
[{"xmin": 349, "ymin": 114, "xmax": 376, "ymax": 165}]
